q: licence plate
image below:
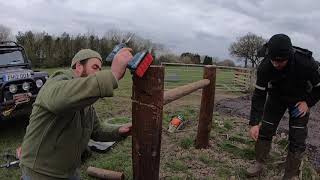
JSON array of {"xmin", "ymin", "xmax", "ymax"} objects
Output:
[
  {"xmin": 3, "ymin": 72, "xmax": 31, "ymax": 81},
  {"xmin": 13, "ymin": 93, "xmax": 31, "ymax": 104}
]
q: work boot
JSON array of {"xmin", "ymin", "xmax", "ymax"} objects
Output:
[
  {"xmin": 246, "ymin": 139, "xmax": 272, "ymax": 177},
  {"xmin": 282, "ymin": 151, "xmax": 303, "ymax": 180},
  {"xmin": 246, "ymin": 161, "xmax": 263, "ymax": 177}
]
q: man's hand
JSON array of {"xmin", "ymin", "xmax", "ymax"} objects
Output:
[
  {"xmin": 118, "ymin": 123, "xmax": 132, "ymax": 137},
  {"xmin": 16, "ymin": 146, "xmax": 22, "ymax": 160},
  {"xmin": 293, "ymin": 101, "xmax": 309, "ymax": 118},
  {"xmin": 111, "ymin": 48, "xmax": 133, "ymax": 80},
  {"xmin": 249, "ymin": 125, "xmax": 260, "ymax": 141}
]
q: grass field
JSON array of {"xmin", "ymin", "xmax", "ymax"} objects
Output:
[{"xmin": 0, "ymin": 66, "xmax": 317, "ymax": 179}]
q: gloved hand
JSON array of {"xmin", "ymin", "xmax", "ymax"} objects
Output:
[
  {"xmin": 16, "ymin": 146, "xmax": 22, "ymax": 160},
  {"xmin": 289, "ymin": 101, "xmax": 308, "ymax": 118}
]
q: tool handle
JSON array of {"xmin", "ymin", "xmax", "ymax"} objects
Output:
[{"xmin": 105, "ymin": 43, "xmax": 127, "ymax": 62}]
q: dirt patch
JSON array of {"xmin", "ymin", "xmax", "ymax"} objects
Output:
[{"xmin": 215, "ymin": 95, "xmax": 320, "ymax": 171}]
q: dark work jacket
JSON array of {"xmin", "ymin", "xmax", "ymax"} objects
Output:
[{"xmin": 249, "ymin": 50, "xmax": 320, "ymax": 126}]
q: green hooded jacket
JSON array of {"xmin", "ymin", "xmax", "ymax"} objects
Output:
[{"xmin": 20, "ymin": 69, "xmax": 122, "ymax": 178}]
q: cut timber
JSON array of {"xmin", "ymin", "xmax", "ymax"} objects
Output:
[{"xmin": 86, "ymin": 166, "xmax": 124, "ymax": 180}]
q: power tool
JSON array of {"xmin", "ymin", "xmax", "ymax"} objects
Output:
[
  {"xmin": 105, "ymin": 36, "xmax": 153, "ymax": 77},
  {"xmin": 168, "ymin": 115, "xmax": 186, "ymax": 133},
  {"xmin": 0, "ymin": 152, "xmax": 20, "ymax": 168}
]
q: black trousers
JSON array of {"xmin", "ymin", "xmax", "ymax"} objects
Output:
[{"xmin": 258, "ymin": 95, "xmax": 309, "ymax": 154}]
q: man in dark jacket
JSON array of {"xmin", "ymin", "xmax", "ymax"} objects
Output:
[
  {"xmin": 20, "ymin": 48, "xmax": 133, "ymax": 180},
  {"xmin": 246, "ymin": 34, "xmax": 320, "ymax": 179}
]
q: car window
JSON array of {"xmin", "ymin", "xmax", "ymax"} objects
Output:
[{"xmin": 0, "ymin": 50, "xmax": 25, "ymax": 65}]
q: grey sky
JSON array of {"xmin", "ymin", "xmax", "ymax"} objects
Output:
[{"xmin": 1, "ymin": 0, "xmax": 319, "ymax": 60}]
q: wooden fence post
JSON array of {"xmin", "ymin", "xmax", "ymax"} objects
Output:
[
  {"xmin": 132, "ymin": 65, "xmax": 164, "ymax": 180},
  {"xmin": 195, "ymin": 65, "xmax": 216, "ymax": 149}
]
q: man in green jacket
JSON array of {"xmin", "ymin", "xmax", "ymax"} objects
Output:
[{"xmin": 20, "ymin": 48, "xmax": 133, "ymax": 180}]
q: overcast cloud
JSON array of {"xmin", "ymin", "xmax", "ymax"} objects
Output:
[{"xmin": 1, "ymin": 0, "xmax": 319, "ymax": 60}]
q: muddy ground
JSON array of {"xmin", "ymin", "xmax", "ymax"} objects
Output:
[{"xmin": 215, "ymin": 95, "xmax": 320, "ymax": 172}]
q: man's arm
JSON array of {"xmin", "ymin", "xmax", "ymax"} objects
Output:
[
  {"xmin": 91, "ymin": 109, "xmax": 131, "ymax": 142},
  {"xmin": 249, "ymin": 67, "xmax": 268, "ymax": 126},
  {"xmin": 38, "ymin": 70, "xmax": 118, "ymax": 114},
  {"xmin": 305, "ymin": 59, "xmax": 320, "ymax": 107}
]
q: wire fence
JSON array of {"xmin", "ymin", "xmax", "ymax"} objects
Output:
[{"xmin": 162, "ymin": 63, "xmax": 255, "ymax": 93}]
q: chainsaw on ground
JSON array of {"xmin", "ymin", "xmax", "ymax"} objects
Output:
[
  {"xmin": 105, "ymin": 35, "xmax": 153, "ymax": 77},
  {"xmin": 0, "ymin": 152, "xmax": 20, "ymax": 168},
  {"xmin": 168, "ymin": 115, "xmax": 186, "ymax": 133}
]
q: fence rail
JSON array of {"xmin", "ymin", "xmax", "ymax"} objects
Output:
[{"xmin": 162, "ymin": 62, "xmax": 254, "ymax": 92}]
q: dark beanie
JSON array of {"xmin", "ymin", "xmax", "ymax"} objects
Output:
[{"xmin": 268, "ymin": 34, "xmax": 293, "ymax": 60}]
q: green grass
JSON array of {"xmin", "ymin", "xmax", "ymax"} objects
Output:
[
  {"xmin": 302, "ymin": 161, "xmax": 316, "ymax": 180},
  {"xmin": 229, "ymin": 135, "xmax": 254, "ymax": 145},
  {"xmin": 276, "ymin": 138, "xmax": 289, "ymax": 150},
  {"xmin": 0, "ymin": 119, "xmax": 28, "ymax": 180},
  {"xmin": 165, "ymin": 176, "xmax": 185, "ymax": 180},
  {"xmin": 235, "ymin": 167, "xmax": 248, "ymax": 179},
  {"xmin": 36, "ymin": 67, "xmax": 69, "ymax": 75},
  {"xmin": 179, "ymin": 137, "xmax": 193, "ymax": 149},
  {"xmin": 218, "ymin": 141, "xmax": 255, "ymax": 160},
  {"xmin": 81, "ymin": 138, "xmax": 133, "ymax": 179},
  {"xmin": 166, "ymin": 160, "xmax": 188, "ymax": 172},
  {"xmin": 107, "ymin": 117, "xmax": 131, "ymax": 124},
  {"xmin": 198, "ymin": 154, "xmax": 212, "ymax": 165},
  {"xmin": 216, "ymin": 167, "xmax": 232, "ymax": 178},
  {"xmin": 223, "ymin": 121, "xmax": 233, "ymax": 130},
  {"xmin": 214, "ymin": 126, "xmax": 228, "ymax": 134}
]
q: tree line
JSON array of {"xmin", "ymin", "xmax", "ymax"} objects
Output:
[{"xmin": 16, "ymin": 30, "xmax": 164, "ymax": 68}]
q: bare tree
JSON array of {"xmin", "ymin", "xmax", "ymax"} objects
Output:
[
  {"xmin": 158, "ymin": 53, "xmax": 180, "ymax": 63},
  {"xmin": 0, "ymin": 24, "xmax": 12, "ymax": 41},
  {"xmin": 104, "ymin": 28, "xmax": 132, "ymax": 45},
  {"xmin": 103, "ymin": 29, "xmax": 164, "ymax": 59},
  {"xmin": 217, "ymin": 59, "xmax": 235, "ymax": 67},
  {"xmin": 229, "ymin": 32, "xmax": 266, "ymax": 68}
]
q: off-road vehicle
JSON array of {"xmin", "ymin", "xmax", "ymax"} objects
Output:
[{"xmin": 0, "ymin": 41, "xmax": 48, "ymax": 119}]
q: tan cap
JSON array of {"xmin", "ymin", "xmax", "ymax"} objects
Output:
[{"xmin": 71, "ymin": 49, "xmax": 102, "ymax": 68}]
